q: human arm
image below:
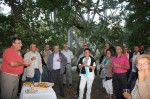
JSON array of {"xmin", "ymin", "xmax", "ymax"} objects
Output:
[
  {"xmin": 114, "ymin": 56, "xmax": 130, "ymax": 70},
  {"xmin": 114, "ymin": 63, "xmax": 130, "ymax": 70},
  {"xmin": 4, "ymin": 50, "xmax": 29, "ymax": 67},
  {"xmin": 10, "ymin": 60, "xmax": 29, "ymax": 67}
]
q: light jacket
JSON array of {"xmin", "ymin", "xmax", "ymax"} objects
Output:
[{"xmin": 24, "ymin": 51, "xmax": 43, "ymax": 78}]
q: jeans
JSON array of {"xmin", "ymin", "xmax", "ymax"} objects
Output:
[{"xmin": 27, "ymin": 69, "xmax": 40, "ymax": 82}]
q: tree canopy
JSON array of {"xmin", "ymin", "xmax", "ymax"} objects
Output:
[{"xmin": 0, "ymin": 0, "xmax": 149, "ymax": 54}]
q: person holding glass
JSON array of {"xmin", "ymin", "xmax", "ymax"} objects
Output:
[
  {"xmin": 77, "ymin": 48, "xmax": 97, "ymax": 99},
  {"xmin": 123, "ymin": 54, "xmax": 150, "ymax": 99}
]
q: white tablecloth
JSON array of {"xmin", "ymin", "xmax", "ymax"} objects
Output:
[{"xmin": 19, "ymin": 86, "xmax": 57, "ymax": 99}]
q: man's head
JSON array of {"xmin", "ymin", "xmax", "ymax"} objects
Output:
[
  {"xmin": 140, "ymin": 45, "xmax": 144, "ymax": 51},
  {"xmin": 83, "ymin": 43, "xmax": 88, "ymax": 49},
  {"xmin": 30, "ymin": 44, "xmax": 37, "ymax": 52},
  {"xmin": 45, "ymin": 44, "xmax": 50, "ymax": 51},
  {"xmin": 53, "ymin": 45, "xmax": 59, "ymax": 53},
  {"xmin": 12, "ymin": 37, "xmax": 22, "ymax": 51},
  {"xmin": 115, "ymin": 45, "xmax": 123, "ymax": 55},
  {"xmin": 134, "ymin": 45, "xmax": 140, "ymax": 53},
  {"xmin": 63, "ymin": 44, "xmax": 68, "ymax": 51}
]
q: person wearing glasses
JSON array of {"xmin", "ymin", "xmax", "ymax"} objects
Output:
[
  {"xmin": 0, "ymin": 37, "xmax": 30, "ymax": 99},
  {"xmin": 123, "ymin": 54, "xmax": 150, "ymax": 99}
]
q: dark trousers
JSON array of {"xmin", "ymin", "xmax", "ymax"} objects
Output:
[
  {"xmin": 113, "ymin": 73, "xmax": 127, "ymax": 99},
  {"xmin": 51, "ymin": 70, "xmax": 64, "ymax": 96},
  {"xmin": 41, "ymin": 65, "xmax": 52, "ymax": 82},
  {"xmin": 128, "ymin": 71, "xmax": 137, "ymax": 90},
  {"xmin": 27, "ymin": 69, "xmax": 40, "ymax": 82}
]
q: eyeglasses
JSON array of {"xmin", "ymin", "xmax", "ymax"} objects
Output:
[{"xmin": 136, "ymin": 62, "xmax": 150, "ymax": 67}]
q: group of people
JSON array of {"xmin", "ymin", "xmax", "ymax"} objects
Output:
[
  {"xmin": 0, "ymin": 37, "xmax": 74, "ymax": 99},
  {"xmin": 0, "ymin": 37, "xmax": 150, "ymax": 99},
  {"xmin": 99, "ymin": 43, "xmax": 150, "ymax": 99}
]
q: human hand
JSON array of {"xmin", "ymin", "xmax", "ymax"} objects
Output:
[
  {"xmin": 23, "ymin": 60, "xmax": 30, "ymax": 66},
  {"xmin": 100, "ymin": 64, "xmax": 104, "ymax": 68},
  {"xmin": 31, "ymin": 56, "xmax": 36, "ymax": 60},
  {"xmin": 57, "ymin": 58, "xmax": 62, "ymax": 62},
  {"xmin": 123, "ymin": 92, "xmax": 132, "ymax": 99},
  {"xmin": 114, "ymin": 63, "xmax": 121, "ymax": 68}
]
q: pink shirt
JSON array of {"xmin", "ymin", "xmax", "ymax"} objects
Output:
[{"xmin": 112, "ymin": 54, "xmax": 130, "ymax": 73}]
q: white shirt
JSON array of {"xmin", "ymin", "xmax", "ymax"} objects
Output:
[
  {"xmin": 79, "ymin": 57, "xmax": 96, "ymax": 78},
  {"xmin": 132, "ymin": 52, "xmax": 140, "ymax": 72},
  {"xmin": 53, "ymin": 53, "xmax": 61, "ymax": 70},
  {"xmin": 34, "ymin": 53, "xmax": 39, "ymax": 69},
  {"xmin": 61, "ymin": 49, "xmax": 74, "ymax": 63}
]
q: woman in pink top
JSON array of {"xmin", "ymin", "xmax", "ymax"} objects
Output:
[{"xmin": 112, "ymin": 45, "xmax": 130, "ymax": 99}]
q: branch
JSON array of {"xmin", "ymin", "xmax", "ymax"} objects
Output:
[{"xmin": 8, "ymin": 0, "xmax": 34, "ymax": 40}]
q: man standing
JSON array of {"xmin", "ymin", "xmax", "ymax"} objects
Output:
[
  {"xmin": 128, "ymin": 45, "xmax": 140, "ymax": 90},
  {"xmin": 112, "ymin": 45, "xmax": 130, "ymax": 99},
  {"xmin": 41, "ymin": 44, "xmax": 52, "ymax": 82},
  {"xmin": 24, "ymin": 44, "xmax": 43, "ymax": 82},
  {"xmin": 47, "ymin": 45, "xmax": 67, "ymax": 97},
  {"xmin": 0, "ymin": 37, "xmax": 29, "ymax": 99},
  {"xmin": 61, "ymin": 44, "xmax": 74, "ymax": 86},
  {"xmin": 42, "ymin": 44, "xmax": 52, "ymax": 64}
]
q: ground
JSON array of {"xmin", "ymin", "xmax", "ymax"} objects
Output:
[{"xmin": 55, "ymin": 71, "xmax": 115, "ymax": 99}]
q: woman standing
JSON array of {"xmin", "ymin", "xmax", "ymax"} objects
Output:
[
  {"xmin": 77, "ymin": 48, "xmax": 97, "ymax": 99},
  {"xmin": 100, "ymin": 49, "xmax": 113, "ymax": 99}
]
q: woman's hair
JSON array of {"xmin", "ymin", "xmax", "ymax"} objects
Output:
[
  {"xmin": 106, "ymin": 49, "xmax": 113, "ymax": 56},
  {"xmin": 135, "ymin": 54, "xmax": 150, "ymax": 64}
]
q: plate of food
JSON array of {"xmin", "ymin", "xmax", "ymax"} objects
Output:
[
  {"xmin": 34, "ymin": 82, "xmax": 54, "ymax": 90},
  {"xmin": 23, "ymin": 82, "xmax": 34, "ymax": 87},
  {"xmin": 25, "ymin": 88, "xmax": 38, "ymax": 93}
]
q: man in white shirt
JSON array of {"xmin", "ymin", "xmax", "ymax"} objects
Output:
[
  {"xmin": 24, "ymin": 44, "xmax": 43, "ymax": 82},
  {"xmin": 61, "ymin": 44, "xmax": 74, "ymax": 86},
  {"xmin": 47, "ymin": 45, "xmax": 67, "ymax": 97},
  {"xmin": 128, "ymin": 45, "xmax": 140, "ymax": 90}
]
